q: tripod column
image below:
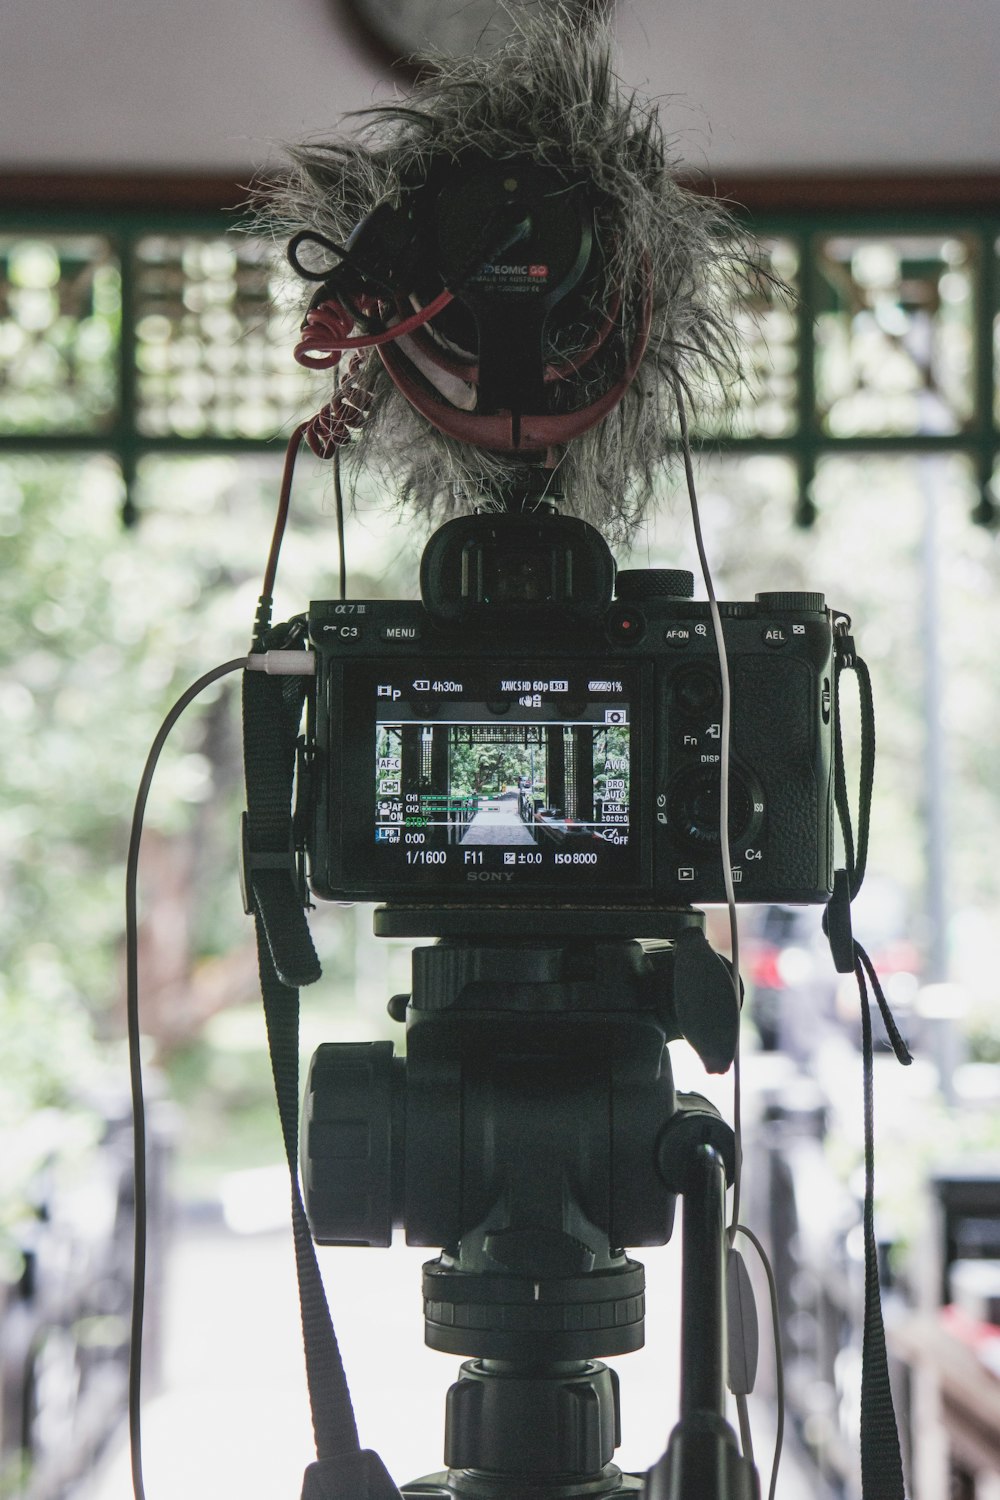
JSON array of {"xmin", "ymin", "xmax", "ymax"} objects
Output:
[
  {"xmin": 649, "ymin": 1105, "xmax": 759, "ymax": 1500},
  {"xmin": 679, "ymin": 1143, "xmax": 728, "ymax": 1420}
]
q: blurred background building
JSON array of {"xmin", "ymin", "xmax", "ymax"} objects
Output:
[{"xmin": 2, "ymin": 1, "xmax": 1000, "ymax": 1496}]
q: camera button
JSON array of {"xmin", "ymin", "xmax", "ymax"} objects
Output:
[
  {"xmin": 380, "ymin": 624, "xmax": 421, "ymax": 641},
  {"xmin": 673, "ymin": 666, "xmax": 721, "ymax": 713},
  {"xmin": 606, "ymin": 606, "xmax": 645, "ymax": 644},
  {"xmin": 762, "ymin": 625, "xmax": 789, "ymax": 648},
  {"xmin": 663, "ymin": 626, "xmax": 692, "ymax": 648}
]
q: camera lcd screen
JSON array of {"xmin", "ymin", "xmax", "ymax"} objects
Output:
[{"xmin": 358, "ymin": 663, "xmax": 640, "ymax": 890}]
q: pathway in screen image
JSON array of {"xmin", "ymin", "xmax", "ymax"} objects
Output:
[{"xmin": 460, "ymin": 791, "xmax": 535, "ymax": 845}]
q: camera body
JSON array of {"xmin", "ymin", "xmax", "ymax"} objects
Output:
[{"xmin": 297, "ymin": 513, "xmax": 837, "ymax": 912}]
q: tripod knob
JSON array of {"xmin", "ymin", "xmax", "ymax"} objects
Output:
[
  {"xmin": 445, "ymin": 1359, "xmax": 621, "ymax": 1476},
  {"xmin": 303, "ymin": 1042, "xmax": 404, "ymax": 1246}
]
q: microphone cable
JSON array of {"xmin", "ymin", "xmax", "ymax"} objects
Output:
[
  {"xmin": 673, "ymin": 376, "xmax": 785, "ymax": 1500},
  {"xmin": 126, "ymin": 650, "xmax": 315, "ymax": 1500}
]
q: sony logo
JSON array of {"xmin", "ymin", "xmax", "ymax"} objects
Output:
[{"xmin": 466, "ymin": 871, "xmax": 515, "ymax": 883}]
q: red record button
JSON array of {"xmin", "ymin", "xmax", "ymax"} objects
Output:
[{"xmin": 606, "ymin": 606, "xmax": 646, "ymax": 644}]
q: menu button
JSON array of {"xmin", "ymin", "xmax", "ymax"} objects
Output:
[{"xmin": 381, "ymin": 625, "xmax": 421, "ymax": 641}]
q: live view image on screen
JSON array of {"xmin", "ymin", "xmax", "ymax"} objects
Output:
[{"xmin": 371, "ymin": 669, "xmax": 632, "ymax": 876}]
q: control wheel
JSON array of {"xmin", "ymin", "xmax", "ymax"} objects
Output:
[{"xmin": 666, "ymin": 766, "xmax": 762, "ymax": 851}]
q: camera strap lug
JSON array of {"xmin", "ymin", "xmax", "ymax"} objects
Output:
[
  {"xmin": 243, "ymin": 641, "xmax": 320, "ymax": 990},
  {"xmin": 833, "ymin": 615, "xmax": 856, "ymax": 669},
  {"xmin": 239, "ymin": 811, "xmax": 302, "ymax": 917},
  {"xmin": 823, "ymin": 868, "xmax": 855, "ymax": 974}
]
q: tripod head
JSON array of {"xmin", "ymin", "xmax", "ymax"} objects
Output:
[{"xmin": 301, "ymin": 915, "xmax": 751, "ymax": 1500}]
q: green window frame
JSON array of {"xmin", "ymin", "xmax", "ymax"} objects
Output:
[
  {"xmin": 0, "ymin": 207, "xmax": 325, "ymax": 521},
  {"xmin": 717, "ymin": 209, "xmax": 999, "ymax": 525},
  {"xmin": 1, "ymin": 200, "xmax": 998, "ymax": 523}
]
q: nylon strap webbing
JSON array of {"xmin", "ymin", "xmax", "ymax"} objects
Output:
[
  {"xmin": 828, "ymin": 632, "xmax": 911, "ymax": 1500},
  {"xmin": 243, "ymin": 640, "xmax": 402, "ymax": 1500}
]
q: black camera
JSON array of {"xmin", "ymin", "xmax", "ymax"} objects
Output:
[{"xmin": 298, "ymin": 507, "xmax": 838, "ymax": 916}]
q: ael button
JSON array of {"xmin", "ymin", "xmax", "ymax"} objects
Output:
[{"xmin": 606, "ymin": 605, "xmax": 646, "ymax": 645}]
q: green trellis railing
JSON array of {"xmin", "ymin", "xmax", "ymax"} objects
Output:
[{"xmin": 2, "ymin": 204, "xmax": 998, "ymax": 524}]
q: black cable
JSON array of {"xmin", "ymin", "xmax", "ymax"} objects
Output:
[
  {"xmin": 672, "ymin": 378, "xmax": 744, "ymax": 1234},
  {"xmin": 333, "ymin": 445, "xmax": 347, "ymax": 601},
  {"xmin": 287, "ymin": 229, "xmax": 398, "ymax": 295},
  {"xmin": 126, "ymin": 658, "xmax": 248, "ymax": 1500},
  {"xmin": 732, "ymin": 1223, "xmax": 785, "ymax": 1500}
]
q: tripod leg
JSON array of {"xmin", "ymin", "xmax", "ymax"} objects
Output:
[{"xmin": 646, "ymin": 1145, "xmax": 760, "ymax": 1500}]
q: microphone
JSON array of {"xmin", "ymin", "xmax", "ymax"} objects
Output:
[{"xmin": 265, "ymin": 9, "xmax": 756, "ymax": 543}]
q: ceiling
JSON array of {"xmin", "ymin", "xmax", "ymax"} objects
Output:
[{"xmin": 0, "ymin": 0, "xmax": 996, "ymax": 179}]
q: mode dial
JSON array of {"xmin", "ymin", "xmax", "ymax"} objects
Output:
[{"xmin": 615, "ymin": 568, "xmax": 695, "ymax": 601}]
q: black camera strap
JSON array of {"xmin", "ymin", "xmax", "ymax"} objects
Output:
[
  {"xmin": 825, "ymin": 625, "xmax": 912, "ymax": 1500},
  {"xmin": 243, "ymin": 627, "xmax": 402, "ymax": 1500}
]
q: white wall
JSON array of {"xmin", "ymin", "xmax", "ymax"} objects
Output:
[{"xmin": 0, "ymin": 0, "xmax": 996, "ymax": 175}]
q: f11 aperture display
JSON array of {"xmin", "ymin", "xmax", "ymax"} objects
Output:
[{"xmin": 367, "ymin": 664, "xmax": 637, "ymax": 887}]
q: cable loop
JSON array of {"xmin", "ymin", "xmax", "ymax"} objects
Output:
[
  {"xmin": 295, "ymin": 298, "xmax": 375, "ymax": 370},
  {"xmin": 294, "ymin": 289, "xmax": 454, "ymax": 369},
  {"xmin": 304, "ymin": 352, "xmax": 375, "ymax": 460}
]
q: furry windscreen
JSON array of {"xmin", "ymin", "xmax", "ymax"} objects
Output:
[{"xmin": 260, "ymin": 8, "xmax": 757, "ymax": 544}]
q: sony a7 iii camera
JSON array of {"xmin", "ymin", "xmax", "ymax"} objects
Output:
[{"xmin": 296, "ymin": 503, "xmax": 839, "ymax": 914}]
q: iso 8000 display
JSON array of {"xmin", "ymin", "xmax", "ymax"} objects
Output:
[{"xmin": 369, "ymin": 666, "xmax": 634, "ymax": 887}]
